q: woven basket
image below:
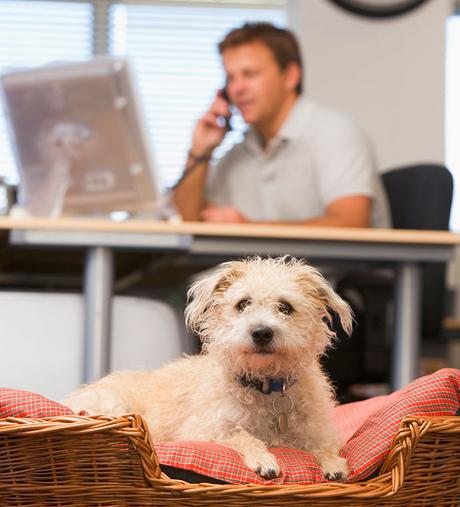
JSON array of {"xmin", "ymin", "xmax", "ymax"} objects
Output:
[{"xmin": 0, "ymin": 413, "xmax": 459, "ymax": 507}]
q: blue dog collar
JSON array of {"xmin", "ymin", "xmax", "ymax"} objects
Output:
[{"xmin": 238, "ymin": 376, "xmax": 297, "ymax": 395}]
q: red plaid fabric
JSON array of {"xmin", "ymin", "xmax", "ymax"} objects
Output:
[
  {"xmin": 155, "ymin": 441, "xmax": 322, "ymax": 485},
  {"xmin": 155, "ymin": 368, "xmax": 460, "ymax": 485},
  {"xmin": 341, "ymin": 368, "xmax": 460, "ymax": 481},
  {"xmin": 0, "ymin": 388, "xmax": 74, "ymax": 417},
  {"xmin": 334, "ymin": 393, "xmax": 397, "ymax": 442}
]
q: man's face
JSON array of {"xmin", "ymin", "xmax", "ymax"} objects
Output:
[{"xmin": 222, "ymin": 41, "xmax": 296, "ymax": 129}]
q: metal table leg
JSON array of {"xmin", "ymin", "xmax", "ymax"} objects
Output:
[
  {"xmin": 391, "ymin": 261, "xmax": 422, "ymax": 390},
  {"xmin": 82, "ymin": 246, "xmax": 114, "ymax": 383}
]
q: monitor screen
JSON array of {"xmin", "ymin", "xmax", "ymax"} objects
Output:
[{"xmin": 0, "ymin": 56, "xmax": 160, "ymax": 217}]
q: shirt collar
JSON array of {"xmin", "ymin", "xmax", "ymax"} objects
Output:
[{"xmin": 244, "ymin": 96, "xmax": 312, "ymax": 154}]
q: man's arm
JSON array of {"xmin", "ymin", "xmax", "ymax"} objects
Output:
[
  {"xmin": 296, "ymin": 195, "xmax": 371, "ymax": 227},
  {"xmin": 201, "ymin": 195, "xmax": 371, "ymax": 227},
  {"xmin": 173, "ymin": 93, "xmax": 230, "ymax": 221},
  {"xmin": 311, "ymin": 111, "xmax": 375, "ymax": 228},
  {"xmin": 173, "ymin": 153, "xmax": 211, "ymax": 222}
]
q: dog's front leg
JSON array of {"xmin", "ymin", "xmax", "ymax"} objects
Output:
[
  {"xmin": 219, "ymin": 427, "xmax": 279, "ymax": 480},
  {"xmin": 305, "ymin": 424, "xmax": 348, "ymax": 481},
  {"xmin": 312, "ymin": 444, "xmax": 348, "ymax": 482}
]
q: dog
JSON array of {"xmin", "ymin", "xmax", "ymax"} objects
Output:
[{"xmin": 64, "ymin": 257, "xmax": 352, "ymax": 481}]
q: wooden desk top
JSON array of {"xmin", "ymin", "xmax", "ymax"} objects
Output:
[{"xmin": 0, "ymin": 215, "xmax": 460, "ymax": 245}]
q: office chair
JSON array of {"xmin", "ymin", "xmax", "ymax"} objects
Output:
[
  {"xmin": 325, "ymin": 164, "xmax": 453, "ymax": 399},
  {"xmin": 382, "ymin": 163, "xmax": 453, "ymax": 339}
]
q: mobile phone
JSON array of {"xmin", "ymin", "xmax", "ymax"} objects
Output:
[
  {"xmin": 220, "ymin": 85, "xmax": 231, "ymax": 103},
  {"xmin": 219, "ymin": 86, "xmax": 232, "ymax": 131}
]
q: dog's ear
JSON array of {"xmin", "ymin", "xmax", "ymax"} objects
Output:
[
  {"xmin": 316, "ymin": 279, "xmax": 353, "ymax": 336},
  {"xmin": 185, "ymin": 260, "xmax": 245, "ymax": 337},
  {"xmin": 295, "ymin": 263, "xmax": 353, "ymax": 336}
]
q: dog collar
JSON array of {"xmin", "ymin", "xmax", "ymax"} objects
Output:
[{"xmin": 238, "ymin": 376, "xmax": 297, "ymax": 395}]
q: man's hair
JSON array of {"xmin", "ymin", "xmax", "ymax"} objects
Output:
[{"xmin": 218, "ymin": 22, "xmax": 303, "ymax": 95}]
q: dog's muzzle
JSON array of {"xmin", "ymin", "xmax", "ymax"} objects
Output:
[{"xmin": 251, "ymin": 326, "xmax": 274, "ymax": 346}]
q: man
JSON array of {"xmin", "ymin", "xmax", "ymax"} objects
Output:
[{"xmin": 173, "ymin": 22, "xmax": 390, "ymax": 228}]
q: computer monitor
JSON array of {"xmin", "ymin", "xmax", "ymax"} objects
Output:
[{"xmin": 0, "ymin": 56, "xmax": 160, "ymax": 217}]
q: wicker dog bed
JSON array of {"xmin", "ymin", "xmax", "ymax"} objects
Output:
[{"xmin": 0, "ymin": 412, "xmax": 459, "ymax": 507}]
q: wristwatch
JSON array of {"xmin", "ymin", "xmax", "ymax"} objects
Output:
[{"xmin": 326, "ymin": 0, "xmax": 431, "ymax": 18}]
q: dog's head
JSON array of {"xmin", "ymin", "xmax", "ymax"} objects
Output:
[{"xmin": 185, "ymin": 257, "xmax": 352, "ymax": 377}]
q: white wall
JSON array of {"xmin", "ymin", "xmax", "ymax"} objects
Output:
[{"xmin": 288, "ymin": 0, "xmax": 452, "ymax": 172}]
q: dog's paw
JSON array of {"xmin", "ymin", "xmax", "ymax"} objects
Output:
[
  {"xmin": 245, "ymin": 451, "xmax": 280, "ymax": 480},
  {"xmin": 324, "ymin": 471, "xmax": 345, "ymax": 481},
  {"xmin": 321, "ymin": 455, "xmax": 348, "ymax": 482}
]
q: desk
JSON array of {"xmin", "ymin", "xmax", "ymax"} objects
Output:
[{"xmin": 1, "ymin": 216, "xmax": 459, "ymax": 390}]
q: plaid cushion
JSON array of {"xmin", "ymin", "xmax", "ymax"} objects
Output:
[
  {"xmin": 0, "ymin": 388, "xmax": 74, "ymax": 417},
  {"xmin": 334, "ymin": 393, "xmax": 394, "ymax": 442},
  {"xmin": 155, "ymin": 368, "xmax": 460, "ymax": 485},
  {"xmin": 341, "ymin": 368, "xmax": 460, "ymax": 481},
  {"xmin": 156, "ymin": 441, "xmax": 323, "ymax": 485}
]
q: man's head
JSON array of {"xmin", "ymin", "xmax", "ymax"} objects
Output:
[
  {"xmin": 218, "ymin": 23, "xmax": 303, "ymax": 140},
  {"xmin": 218, "ymin": 23, "xmax": 303, "ymax": 95}
]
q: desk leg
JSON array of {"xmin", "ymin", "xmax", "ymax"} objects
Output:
[
  {"xmin": 391, "ymin": 262, "xmax": 421, "ymax": 390},
  {"xmin": 82, "ymin": 246, "xmax": 114, "ymax": 384}
]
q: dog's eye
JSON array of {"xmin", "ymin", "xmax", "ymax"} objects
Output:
[
  {"xmin": 278, "ymin": 301, "xmax": 293, "ymax": 315},
  {"xmin": 236, "ymin": 299, "xmax": 251, "ymax": 312}
]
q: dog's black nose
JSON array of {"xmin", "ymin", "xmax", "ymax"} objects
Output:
[{"xmin": 251, "ymin": 327, "xmax": 274, "ymax": 345}]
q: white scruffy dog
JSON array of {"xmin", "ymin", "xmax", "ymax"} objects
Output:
[{"xmin": 64, "ymin": 257, "xmax": 352, "ymax": 481}]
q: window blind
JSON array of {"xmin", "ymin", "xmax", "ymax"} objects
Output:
[{"xmin": 0, "ymin": 0, "xmax": 93, "ymax": 183}]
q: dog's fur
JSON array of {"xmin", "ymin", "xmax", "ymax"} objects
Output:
[{"xmin": 64, "ymin": 257, "xmax": 352, "ymax": 480}]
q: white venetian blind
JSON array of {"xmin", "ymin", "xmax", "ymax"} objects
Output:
[
  {"xmin": 108, "ymin": 2, "xmax": 286, "ymax": 191},
  {"xmin": 0, "ymin": 0, "xmax": 93, "ymax": 183}
]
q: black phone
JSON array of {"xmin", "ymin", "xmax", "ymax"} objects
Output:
[
  {"xmin": 220, "ymin": 85, "xmax": 231, "ymax": 103},
  {"xmin": 219, "ymin": 85, "xmax": 232, "ymax": 131}
]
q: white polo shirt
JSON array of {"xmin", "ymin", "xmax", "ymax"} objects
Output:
[{"xmin": 206, "ymin": 98, "xmax": 391, "ymax": 228}]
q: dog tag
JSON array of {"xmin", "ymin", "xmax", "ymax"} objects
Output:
[
  {"xmin": 278, "ymin": 412, "xmax": 288, "ymax": 433},
  {"xmin": 273, "ymin": 393, "xmax": 293, "ymax": 413},
  {"xmin": 273, "ymin": 393, "xmax": 294, "ymax": 434}
]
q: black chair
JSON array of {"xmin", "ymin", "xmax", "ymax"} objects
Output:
[
  {"xmin": 325, "ymin": 164, "xmax": 453, "ymax": 400},
  {"xmin": 382, "ymin": 163, "xmax": 453, "ymax": 339}
]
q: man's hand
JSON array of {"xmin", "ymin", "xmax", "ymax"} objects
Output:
[
  {"xmin": 201, "ymin": 205, "xmax": 247, "ymax": 223},
  {"xmin": 191, "ymin": 92, "xmax": 231, "ymax": 156}
]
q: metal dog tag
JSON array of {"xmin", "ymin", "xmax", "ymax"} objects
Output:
[
  {"xmin": 278, "ymin": 412, "xmax": 289, "ymax": 433},
  {"xmin": 273, "ymin": 393, "xmax": 293, "ymax": 412},
  {"xmin": 273, "ymin": 392, "xmax": 294, "ymax": 434}
]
